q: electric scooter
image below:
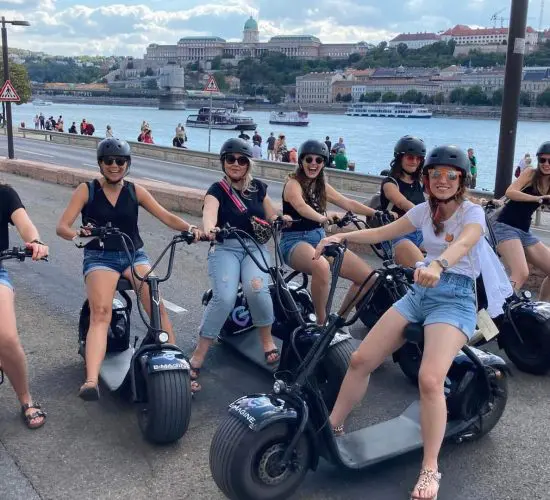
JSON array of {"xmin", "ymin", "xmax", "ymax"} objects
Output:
[
  {"xmin": 202, "ymin": 217, "xmax": 355, "ymax": 409},
  {"xmin": 75, "ymin": 223, "xmax": 196, "ymax": 444},
  {"xmin": 0, "ymin": 246, "xmax": 48, "ymax": 387},
  {"xmin": 209, "ymin": 242, "xmax": 509, "ymax": 500}
]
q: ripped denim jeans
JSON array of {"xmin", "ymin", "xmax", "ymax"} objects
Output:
[{"xmin": 199, "ymin": 238, "xmax": 274, "ymax": 339}]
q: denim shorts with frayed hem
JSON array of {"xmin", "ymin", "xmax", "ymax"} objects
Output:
[
  {"xmin": 392, "ymin": 229, "xmax": 424, "ymax": 249},
  {"xmin": 491, "ymin": 221, "xmax": 539, "ymax": 248},
  {"xmin": 83, "ymin": 248, "xmax": 150, "ymax": 277},
  {"xmin": 279, "ymin": 227, "xmax": 326, "ymax": 266},
  {"xmin": 0, "ymin": 267, "xmax": 13, "ymax": 291},
  {"xmin": 393, "ymin": 272, "xmax": 477, "ymax": 341}
]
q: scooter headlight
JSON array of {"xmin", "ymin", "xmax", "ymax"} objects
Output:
[{"xmin": 158, "ymin": 331, "xmax": 169, "ymax": 343}]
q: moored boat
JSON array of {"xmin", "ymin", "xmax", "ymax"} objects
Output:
[
  {"xmin": 269, "ymin": 110, "xmax": 310, "ymax": 126},
  {"xmin": 186, "ymin": 106, "xmax": 257, "ymax": 131}
]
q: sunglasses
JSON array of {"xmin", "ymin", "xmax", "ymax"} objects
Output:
[
  {"xmin": 103, "ymin": 158, "xmax": 127, "ymax": 167},
  {"xmin": 225, "ymin": 154, "xmax": 250, "ymax": 167},
  {"xmin": 428, "ymin": 168, "xmax": 461, "ymax": 181},
  {"xmin": 404, "ymin": 154, "xmax": 423, "ymax": 162},
  {"xmin": 304, "ymin": 156, "xmax": 324, "ymax": 165},
  {"xmin": 538, "ymin": 157, "xmax": 550, "ymax": 165}
]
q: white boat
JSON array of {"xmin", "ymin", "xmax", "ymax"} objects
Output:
[
  {"xmin": 186, "ymin": 106, "xmax": 257, "ymax": 131},
  {"xmin": 269, "ymin": 110, "xmax": 309, "ymax": 126},
  {"xmin": 32, "ymin": 99, "xmax": 53, "ymax": 106},
  {"xmin": 346, "ymin": 102, "xmax": 432, "ymax": 118}
]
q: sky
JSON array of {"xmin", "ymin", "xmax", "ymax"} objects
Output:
[{"xmin": 4, "ymin": 0, "xmax": 549, "ymax": 57}]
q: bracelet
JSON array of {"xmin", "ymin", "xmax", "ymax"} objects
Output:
[
  {"xmin": 30, "ymin": 239, "xmax": 46, "ymax": 245},
  {"xmin": 187, "ymin": 225, "xmax": 198, "ymax": 232}
]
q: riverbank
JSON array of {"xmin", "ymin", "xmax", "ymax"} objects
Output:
[{"xmin": 31, "ymin": 94, "xmax": 550, "ymax": 121}]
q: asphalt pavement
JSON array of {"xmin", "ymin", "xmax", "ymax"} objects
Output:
[{"xmin": 0, "ymin": 173, "xmax": 549, "ymax": 499}]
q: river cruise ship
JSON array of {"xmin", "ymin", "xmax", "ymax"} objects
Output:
[{"xmin": 346, "ymin": 102, "xmax": 432, "ymax": 118}]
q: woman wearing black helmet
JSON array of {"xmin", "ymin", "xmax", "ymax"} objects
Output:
[
  {"xmin": 316, "ymin": 145, "xmax": 509, "ymax": 500},
  {"xmin": 188, "ymin": 138, "xmax": 284, "ymax": 392},
  {"xmin": 56, "ymin": 138, "xmax": 200, "ymax": 401},
  {"xmin": 489, "ymin": 141, "xmax": 550, "ymax": 300},
  {"xmin": 379, "ymin": 135, "xmax": 427, "ymax": 266},
  {"xmin": 280, "ymin": 139, "xmax": 378, "ymax": 326}
]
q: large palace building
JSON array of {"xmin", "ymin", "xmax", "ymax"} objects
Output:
[{"xmin": 145, "ymin": 17, "xmax": 371, "ymax": 64}]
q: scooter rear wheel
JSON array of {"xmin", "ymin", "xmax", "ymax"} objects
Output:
[
  {"xmin": 210, "ymin": 416, "xmax": 310, "ymax": 500},
  {"xmin": 138, "ymin": 370, "xmax": 191, "ymax": 444}
]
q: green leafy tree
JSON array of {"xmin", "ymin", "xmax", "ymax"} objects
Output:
[
  {"xmin": 0, "ymin": 62, "xmax": 31, "ymax": 104},
  {"xmin": 335, "ymin": 92, "xmax": 342, "ymax": 102},
  {"xmin": 519, "ymin": 91, "xmax": 532, "ymax": 107},
  {"xmin": 381, "ymin": 91, "xmax": 398, "ymax": 102},
  {"xmin": 211, "ymin": 56, "xmax": 222, "ymax": 70},
  {"xmin": 145, "ymin": 67, "xmax": 154, "ymax": 76},
  {"xmin": 145, "ymin": 78, "xmax": 158, "ymax": 90},
  {"xmin": 463, "ymin": 85, "xmax": 489, "ymax": 105},
  {"xmin": 401, "ymin": 89, "xmax": 423, "ymax": 103},
  {"xmin": 433, "ymin": 92, "xmax": 445, "ymax": 105},
  {"xmin": 491, "ymin": 88, "xmax": 503, "ymax": 106},
  {"xmin": 341, "ymin": 93, "xmax": 352, "ymax": 102},
  {"xmin": 396, "ymin": 43, "xmax": 408, "ymax": 57},
  {"xmin": 537, "ymin": 88, "xmax": 550, "ymax": 106},
  {"xmin": 213, "ymin": 72, "xmax": 229, "ymax": 91},
  {"xmin": 449, "ymin": 87, "xmax": 467, "ymax": 104},
  {"xmin": 363, "ymin": 91, "xmax": 381, "ymax": 102}
]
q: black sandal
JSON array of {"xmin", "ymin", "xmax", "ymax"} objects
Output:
[
  {"xmin": 21, "ymin": 402, "xmax": 47, "ymax": 430},
  {"xmin": 264, "ymin": 348, "xmax": 280, "ymax": 365},
  {"xmin": 79, "ymin": 380, "xmax": 100, "ymax": 401},
  {"xmin": 333, "ymin": 424, "xmax": 345, "ymax": 437}
]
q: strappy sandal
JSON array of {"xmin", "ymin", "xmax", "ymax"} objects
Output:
[
  {"xmin": 189, "ymin": 365, "xmax": 201, "ymax": 393},
  {"xmin": 410, "ymin": 468, "xmax": 441, "ymax": 500},
  {"xmin": 78, "ymin": 380, "xmax": 99, "ymax": 401},
  {"xmin": 332, "ymin": 424, "xmax": 345, "ymax": 437},
  {"xmin": 21, "ymin": 402, "xmax": 47, "ymax": 430},
  {"xmin": 264, "ymin": 348, "xmax": 280, "ymax": 365}
]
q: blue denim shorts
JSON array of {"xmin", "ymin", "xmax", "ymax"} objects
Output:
[
  {"xmin": 83, "ymin": 248, "xmax": 150, "ymax": 277},
  {"xmin": 393, "ymin": 272, "xmax": 477, "ymax": 340},
  {"xmin": 491, "ymin": 221, "xmax": 539, "ymax": 248},
  {"xmin": 0, "ymin": 267, "xmax": 13, "ymax": 290},
  {"xmin": 279, "ymin": 228, "xmax": 326, "ymax": 266},
  {"xmin": 392, "ymin": 229, "xmax": 424, "ymax": 249}
]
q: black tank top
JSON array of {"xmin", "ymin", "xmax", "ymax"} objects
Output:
[
  {"xmin": 81, "ymin": 180, "xmax": 144, "ymax": 251},
  {"xmin": 282, "ymin": 182, "xmax": 324, "ymax": 232},
  {"xmin": 497, "ymin": 184, "xmax": 540, "ymax": 232},
  {"xmin": 379, "ymin": 176, "xmax": 424, "ymax": 218}
]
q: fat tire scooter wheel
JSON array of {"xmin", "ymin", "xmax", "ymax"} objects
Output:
[
  {"xmin": 138, "ymin": 370, "xmax": 191, "ymax": 444},
  {"xmin": 210, "ymin": 416, "xmax": 311, "ymax": 500},
  {"xmin": 396, "ymin": 342, "xmax": 422, "ymax": 384},
  {"xmin": 317, "ymin": 340, "xmax": 354, "ymax": 411},
  {"xmin": 459, "ymin": 368, "xmax": 508, "ymax": 442},
  {"xmin": 500, "ymin": 315, "xmax": 550, "ymax": 375}
]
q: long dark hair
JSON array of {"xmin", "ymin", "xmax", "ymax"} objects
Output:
[
  {"xmin": 288, "ymin": 163, "xmax": 327, "ymax": 213},
  {"xmin": 531, "ymin": 166, "xmax": 550, "ymax": 196},
  {"xmin": 389, "ymin": 153, "xmax": 423, "ymax": 182}
]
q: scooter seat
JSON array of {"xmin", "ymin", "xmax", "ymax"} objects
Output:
[
  {"xmin": 116, "ymin": 278, "xmax": 133, "ymax": 292},
  {"xmin": 404, "ymin": 323, "xmax": 424, "ymax": 344}
]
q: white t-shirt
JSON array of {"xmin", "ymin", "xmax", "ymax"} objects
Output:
[
  {"xmin": 252, "ymin": 144, "xmax": 262, "ymax": 159},
  {"xmin": 405, "ymin": 200, "xmax": 486, "ymax": 279}
]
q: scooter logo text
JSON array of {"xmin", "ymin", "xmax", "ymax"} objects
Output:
[
  {"xmin": 229, "ymin": 402, "xmax": 256, "ymax": 424},
  {"xmin": 232, "ymin": 306, "xmax": 251, "ymax": 327},
  {"xmin": 153, "ymin": 362, "xmax": 184, "ymax": 370}
]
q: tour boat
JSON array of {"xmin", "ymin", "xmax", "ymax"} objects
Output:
[
  {"xmin": 346, "ymin": 102, "xmax": 432, "ymax": 118},
  {"xmin": 269, "ymin": 110, "xmax": 310, "ymax": 126},
  {"xmin": 186, "ymin": 106, "xmax": 257, "ymax": 131},
  {"xmin": 32, "ymin": 99, "xmax": 53, "ymax": 106}
]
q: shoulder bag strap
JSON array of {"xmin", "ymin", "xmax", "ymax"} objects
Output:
[{"xmin": 218, "ymin": 178, "xmax": 247, "ymax": 214}]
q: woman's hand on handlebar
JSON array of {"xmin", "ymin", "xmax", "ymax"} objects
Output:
[
  {"xmin": 205, "ymin": 226, "xmax": 219, "ymax": 241},
  {"xmin": 25, "ymin": 241, "xmax": 49, "ymax": 261},
  {"xmin": 313, "ymin": 234, "xmax": 343, "ymax": 260},
  {"xmin": 187, "ymin": 226, "xmax": 203, "ymax": 242},
  {"xmin": 270, "ymin": 214, "xmax": 293, "ymax": 228},
  {"xmin": 389, "ymin": 211, "xmax": 398, "ymax": 221},
  {"xmin": 77, "ymin": 223, "xmax": 94, "ymax": 237},
  {"xmin": 414, "ymin": 262, "xmax": 441, "ymax": 288}
]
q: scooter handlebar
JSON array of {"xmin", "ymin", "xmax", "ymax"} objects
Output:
[{"xmin": 0, "ymin": 247, "xmax": 46, "ymax": 262}]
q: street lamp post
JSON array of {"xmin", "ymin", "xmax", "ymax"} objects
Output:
[{"xmin": 1, "ymin": 17, "xmax": 30, "ymax": 159}]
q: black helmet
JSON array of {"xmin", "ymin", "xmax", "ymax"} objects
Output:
[
  {"xmin": 220, "ymin": 138, "xmax": 253, "ymax": 158},
  {"xmin": 536, "ymin": 142, "xmax": 550, "ymax": 156},
  {"xmin": 97, "ymin": 138, "xmax": 131, "ymax": 166},
  {"xmin": 298, "ymin": 139, "xmax": 329, "ymax": 164},
  {"xmin": 394, "ymin": 135, "xmax": 426, "ymax": 158},
  {"xmin": 423, "ymin": 145, "xmax": 469, "ymax": 176}
]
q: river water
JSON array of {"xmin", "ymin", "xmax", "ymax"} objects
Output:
[{"xmin": 14, "ymin": 102, "xmax": 550, "ymax": 191}]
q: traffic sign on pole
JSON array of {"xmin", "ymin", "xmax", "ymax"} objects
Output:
[
  {"xmin": 204, "ymin": 75, "xmax": 220, "ymax": 93},
  {"xmin": 0, "ymin": 80, "xmax": 20, "ymax": 101}
]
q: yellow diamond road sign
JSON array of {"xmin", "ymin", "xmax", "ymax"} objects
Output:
[{"xmin": 0, "ymin": 80, "xmax": 20, "ymax": 102}]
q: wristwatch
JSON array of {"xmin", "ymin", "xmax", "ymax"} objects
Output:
[
  {"xmin": 434, "ymin": 258, "xmax": 449, "ymax": 271},
  {"xmin": 30, "ymin": 239, "xmax": 46, "ymax": 245}
]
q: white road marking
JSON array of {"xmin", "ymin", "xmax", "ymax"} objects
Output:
[
  {"xmin": 19, "ymin": 149, "xmax": 54, "ymax": 157},
  {"xmin": 127, "ymin": 290, "xmax": 188, "ymax": 314},
  {"xmin": 82, "ymin": 163, "xmax": 96, "ymax": 167},
  {"xmin": 143, "ymin": 176, "xmax": 170, "ymax": 184}
]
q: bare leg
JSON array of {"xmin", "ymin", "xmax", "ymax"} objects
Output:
[
  {"xmin": 83, "ymin": 270, "xmax": 119, "ymax": 395},
  {"xmin": 337, "ymin": 250, "xmax": 376, "ymax": 318},
  {"xmin": 394, "ymin": 239, "xmax": 425, "ymax": 268},
  {"xmin": 329, "ymin": 307, "xmax": 409, "ymax": 428},
  {"xmin": 289, "ymin": 243, "xmax": 330, "ymax": 325},
  {"xmin": 123, "ymin": 264, "xmax": 176, "ymax": 344},
  {"xmin": 0, "ymin": 286, "xmax": 45, "ymax": 427},
  {"xmin": 525, "ymin": 242, "xmax": 550, "ymax": 301},
  {"xmin": 412, "ymin": 323, "xmax": 466, "ymax": 499},
  {"xmin": 497, "ymin": 239, "xmax": 529, "ymax": 292}
]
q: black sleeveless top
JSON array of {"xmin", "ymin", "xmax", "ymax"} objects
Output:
[
  {"xmin": 497, "ymin": 184, "xmax": 540, "ymax": 232},
  {"xmin": 81, "ymin": 180, "xmax": 144, "ymax": 251},
  {"xmin": 282, "ymin": 182, "xmax": 324, "ymax": 232},
  {"xmin": 379, "ymin": 176, "xmax": 424, "ymax": 218}
]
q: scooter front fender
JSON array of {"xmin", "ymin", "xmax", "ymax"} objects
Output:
[{"xmin": 141, "ymin": 348, "xmax": 190, "ymax": 375}]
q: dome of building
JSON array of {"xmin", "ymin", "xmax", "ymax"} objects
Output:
[{"xmin": 244, "ymin": 16, "xmax": 258, "ymax": 31}]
